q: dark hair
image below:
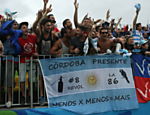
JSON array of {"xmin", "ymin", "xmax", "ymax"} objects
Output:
[
  {"xmin": 78, "ymin": 24, "xmax": 92, "ymax": 32},
  {"xmin": 102, "ymin": 22, "xmax": 110, "ymax": 28},
  {"xmin": 47, "ymin": 14, "xmax": 54, "ymax": 18},
  {"xmin": 19, "ymin": 22, "xmax": 28, "ymax": 29},
  {"xmin": 95, "ymin": 25, "xmax": 101, "ymax": 32},
  {"xmin": 47, "ymin": 14, "xmax": 56, "ymax": 24},
  {"xmin": 83, "ymin": 17, "xmax": 90, "ymax": 21},
  {"xmin": 125, "ymin": 35, "xmax": 133, "ymax": 42},
  {"xmin": 62, "ymin": 19, "xmax": 70, "ymax": 28},
  {"xmin": 136, "ymin": 23, "xmax": 141, "ymax": 29},
  {"xmin": 40, "ymin": 18, "xmax": 51, "ymax": 26}
]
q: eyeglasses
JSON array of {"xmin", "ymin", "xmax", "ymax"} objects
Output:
[{"xmin": 101, "ymin": 32, "xmax": 108, "ymax": 34}]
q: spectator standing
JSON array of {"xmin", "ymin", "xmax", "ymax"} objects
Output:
[
  {"xmin": 0, "ymin": 20, "xmax": 22, "ymax": 108},
  {"xmin": 18, "ymin": 22, "xmax": 38, "ymax": 104}
]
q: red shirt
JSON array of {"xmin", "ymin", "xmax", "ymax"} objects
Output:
[
  {"xmin": 53, "ymin": 27, "xmax": 60, "ymax": 32},
  {"xmin": 18, "ymin": 34, "xmax": 37, "ymax": 63}
]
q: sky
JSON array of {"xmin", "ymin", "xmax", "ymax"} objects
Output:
[{"xmin": 0, "ymin": 0, "xmax": 150, "ymax": 28}]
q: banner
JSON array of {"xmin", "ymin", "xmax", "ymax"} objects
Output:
[
  {"xmin": 39, "ymin": 55, "xmax": 139, "ymax": 114},
  {"xmin": 132, "ymin": 54, "xmax": 150, "ymax": 103}
]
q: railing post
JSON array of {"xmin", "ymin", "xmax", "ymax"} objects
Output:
[{"xmin": 30, "ymin": 57, "xmax": 33, "ymax": 108}]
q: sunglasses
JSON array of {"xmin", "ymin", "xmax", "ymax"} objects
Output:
[{"xmin": 101, "ymin": 32, "xmax": 108, "ymax": 34}]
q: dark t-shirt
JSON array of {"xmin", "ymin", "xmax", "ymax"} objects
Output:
[
  {"xmin": 38, "ymin": 33, "xmax": 53, "ymax": 55},
  {"xmin": 124, "ymin": 43, "xmax": 134, "ymax": 51},
  {"xmin": 140, "ymin": 48, "xmax": 148, "ymax": 55}
]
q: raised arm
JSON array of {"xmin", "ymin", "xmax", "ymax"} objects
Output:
[
  {"xmin": 74, "ymin": 0, "xmax": 79, "ymax": 28},
  {"xmin": 115, "ymin": 17, "xmax": 122, "ymax": 29},
  {"xmin": 81, "ymin": 13, "xmax": 88, "ymax": 23},
  {"xmin": 110, "ymin": 19, "xmax": 115, "ymax": 32},
  {"xmin": 43, "ymin": 0, "xmax": 49, "ymax": 13},
  {"xmin": 133, "ymin": 8, "xmax": 140, "ymax": 30},
  {"xmin": 32, "ymin": 0, "xmax": 49, "ymax": 35},
  {"xmin": 106, "ymin": 9, "xmax": 110, "ymax": 21},
  {"xmin": 40, "ymin": 4, "xmax": 52, "ymax": 22},
  {"xmin": 32, "ymin": 10, "xmax": 43, "ymax": 35},
  {"xmin": 94, "ymin": 19, "xmax": 102, "ymax": 25},
  {"xmin": 32, "ymin": 4, "xmax": 52, "ymax": 35}
]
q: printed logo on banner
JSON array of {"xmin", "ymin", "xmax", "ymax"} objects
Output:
[
  {"xmin": 87, "ymin": 75, "xmax": 97, "ymax": 85},
  {"xmin": 39, "ymin": 55, "xmax": 139, "ymax": 114}
]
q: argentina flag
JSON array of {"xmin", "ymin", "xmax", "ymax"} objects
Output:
[{"xmin": 39, "ymin": 55, "xmax": 139, "ymax": 114}]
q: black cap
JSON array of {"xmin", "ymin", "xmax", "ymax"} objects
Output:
[
  {"xmin": 102, "ymin": 22, "xmax": 110, "ymax": 28},
  {"xmin": 19, "ymin": 22, "xmax": 28, "ymax": 29}
]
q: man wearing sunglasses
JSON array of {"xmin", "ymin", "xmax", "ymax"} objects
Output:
[{"xmin": 98, "ymin": 27, "xmax": 121, "ymax": 54}]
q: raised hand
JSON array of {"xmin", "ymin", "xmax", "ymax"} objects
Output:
[
  {"xmin": 57, "ymin": 49, "xmax": 62, "ymax": 57},
  {"xmin": 74, "ymin": 48, "xmax": 80, "ymax": 54},
  {"xmin": 37, "ymin": 10, "xmax": 43, "ymax": 19},
  {"xmin": 118, "ymin": 17, "xmax": 122, "ymax": 22},
  {"xmin": 74, "ymin": 0, "xmax": 79, "ymax": 9},
  {"xmin": 43, "ymin": 0, "xmax": 49, "ymax": 4},
  {"xmin": 135, "ymin": 3, "xmax": 141, "ymax": 14},
  {"xmin": 46, "ymin": 4, "xmax": 52, "ymax": 14},
  {"xmin": 106, "ymin": 9, "xmax": 110, "ymax": 20},
  {"xmin": 110, "ymin": 18, "xmax": 115, "ymax": 25}
]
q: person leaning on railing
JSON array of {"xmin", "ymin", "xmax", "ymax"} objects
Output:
[
  {"xmin": 0, "ymin": 20, "xmax": 22, "ymax": 108},
  {"xmin": 18, "ymin": 21, "xmax": 39, "ymax": 105},
  {"xmin": 32, "ymin": 0, "xmax": 56, "ymax": 105}
]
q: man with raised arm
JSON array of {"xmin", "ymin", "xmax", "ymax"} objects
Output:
[
  {"xmin": 32, "ymin": 0, "xmax": 57, "ymax": 105},
  {"xmin": 132, "ymin": 4, "xmax": 144, "ymax": 44},
  {"xmin": 73, "ymin": 0, "xmax": 93, "ymax": 31}
]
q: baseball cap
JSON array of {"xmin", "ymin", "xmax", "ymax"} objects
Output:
[
  {"xmin": 140, "ymin": 40, "xmax": 148, "ymax": 45},
  {"xmin": 19, "ymin": 22, "xmax": 28, "ymax": 29}
]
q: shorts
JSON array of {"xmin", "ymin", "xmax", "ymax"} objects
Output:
[{"xmin": 19, "ymin": 62, "xmax": 37, "ymax": 82}]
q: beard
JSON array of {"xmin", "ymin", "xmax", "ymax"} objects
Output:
[
  {"xmin": 66, "ymin": 25, "xmax": 72, "ymax": 30},
  {"xmin": 44, "ymin": 29, "xmax": 51, "ymax": 33}
]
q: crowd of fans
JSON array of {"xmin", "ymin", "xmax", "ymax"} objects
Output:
[{"xmin": 0, "ymin": 0, "xmax": 150, "ymax": 108}]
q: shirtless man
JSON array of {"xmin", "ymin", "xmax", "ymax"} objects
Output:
[{"xmin": 98, "ymin": 27, "xmax": 121, "ymax": 54}]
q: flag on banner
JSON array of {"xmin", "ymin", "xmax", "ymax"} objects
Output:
[
  {"xmin": 39, "ymin": 55, "xmax": 139, "ymax": 114},
  {"xmin": 132, "ymin": 54, "xmax": 150, "ymax": 103}
]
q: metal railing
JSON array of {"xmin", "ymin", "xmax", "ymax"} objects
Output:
[
  {"xmin": 0, "ymin": 55, "xmax": 51, "ymax": 109},
  {"xmin": 0, "ymin": 53, "xmax": 115, "ymax": 109}
]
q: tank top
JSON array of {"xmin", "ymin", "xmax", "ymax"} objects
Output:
[
  {"xmin": 60, "ymin": 39, "xmax": 69, "ymax": 56},
  {"xmin": 38, "ymin": 33, "xmax": 52, "ymax": 55}
]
